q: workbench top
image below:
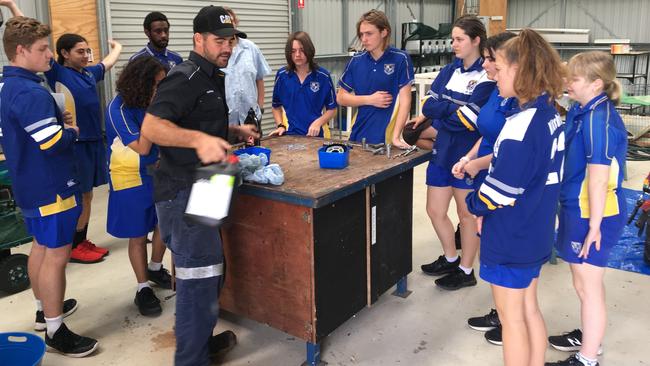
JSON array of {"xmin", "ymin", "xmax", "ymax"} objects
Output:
[{"xmin": 236, "ymin": 135, "xmax": 429, "ymax": 208}]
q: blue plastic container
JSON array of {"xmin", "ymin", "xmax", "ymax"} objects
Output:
[
  {"xmin": 233, "ymin": 146, "xmax": 271, "ymax": 166},
  {"xmin": 318, "ymin": 146, "xmax": 349, "ymax": 169},
  {"xmin": 0, "ymin": 332, "xmax": 46, "ymax": 366}
]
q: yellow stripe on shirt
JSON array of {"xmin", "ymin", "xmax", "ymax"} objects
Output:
[
  {"xmin": 478, "ymin": 192, "xmax": 497, "ymax": 210},
  {"xmin": 384, "ymin": 99, "xmax": 400, "ymax": 145},
  {"xmin": 39, "ymin": 129, "xmax": 62, "ymax": 150},
  {"xmin": 457, "ymin": 110, "xmax": 476, "ymax": 131},
  {"xmin": 39, "ymin": 194, "xmax": 77, "ymax": 217},
  {"xmin": 578, "ymin": 158, "xmax": 621, "ymax": 218}
]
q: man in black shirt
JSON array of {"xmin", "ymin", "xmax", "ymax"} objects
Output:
[{"xmin": 141, "ymin": 6, "xmax": 256, "ymax": 366}]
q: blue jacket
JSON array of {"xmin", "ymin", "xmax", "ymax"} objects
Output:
[
  {"xmin": 467, "ymin": 94, "xmax": 564, "ymax": 267},
  {"xmin": 0, "ymin": 66, "xmax": 79, "ymax": 216},
  {"xmin": 422, "ymin": 58, "xmax": 495, "ymax": 168}
]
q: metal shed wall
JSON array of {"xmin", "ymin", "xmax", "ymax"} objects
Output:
[
  {"xmin": 105, "ymin": 0, "xmax": 290, "ymax": 130},
  {"xmin": 507, "ymin": 0, "xmax": 650, "ymax": 43}
]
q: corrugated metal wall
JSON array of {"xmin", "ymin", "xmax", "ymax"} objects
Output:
[
  {"xmin": 0, "ymin": 0, "xmax": 47, "ymax": 66},
  {"xmin": 507, "ymin": 0, "xmax": 650, "ymax": 43},
  {"xmin": 301, "ymin": 0, "xmax": 344, "ymax": 55},
  {"xmin": 105, "ymin": 0, "xmax": 290, "ymax": 130}
]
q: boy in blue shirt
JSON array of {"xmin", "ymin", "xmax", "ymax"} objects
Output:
[
  {"xmin": 45, "ymin": 33, "xmax": 122, "ymax": 263},
  {"xmin": 270, "ymin": 31, "xmax": 337, "ymax": 137},
  {"xmin": 129, "ymin": 12, "xmax": 183, "ymax": 71},
  {"xmin": 337, "ymin": 9, "xmax": 414, "ymax": 147},
  {"xmin": 0, "ymin": 15, "xmax": 98, "ymax": 357}
]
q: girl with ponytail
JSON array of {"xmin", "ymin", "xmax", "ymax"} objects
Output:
[
  {"xmin": 465, "ymin": 28, "xmax": 566, "ymax": 366},
  {"xmin": 547, "ymin": 51, "xmax": 627, "ymax": 366}
]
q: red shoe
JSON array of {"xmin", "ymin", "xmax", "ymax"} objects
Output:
[
  {"xmin": 80, "ymin": 240, "xmax": 109, "ymax": 257},
  {"xmin": 69, "ymin": 243, "xmax": 104, "ymax": 264}
]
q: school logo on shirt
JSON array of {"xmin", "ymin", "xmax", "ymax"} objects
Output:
[
  {"xmin": 310, "ymin": 81, "xmax": 320, "ymax": 93},
  {"xmin": 571, "ymin": 241, "xmax": 582, "ymax": 254},
  {"xmin": 384, "ymin": 63, "xmax": 395, "ymax": 75},
  {"xmin": 467, "ymin": 79, "xmax": 478, "ymax": 93}
]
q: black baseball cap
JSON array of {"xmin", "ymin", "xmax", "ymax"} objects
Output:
[{"xmin": 193, "ymin": 6, "xmax": 247, "ymax": 38}]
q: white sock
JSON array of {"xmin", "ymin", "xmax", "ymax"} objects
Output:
[
  {"xmin": 137, "ymin": 282, "xmax": 151, "ymax": 292},
  {"xmin": 576, "ymin": 352, "xmax": 598, "ymax": 366},
  {"xmin": 458, "ymin": 265, "xmax": 473, "ymax": 275},
  {"xmin": 45, "ymin": 315, "xmax": 63, "ymax": 338},
  {"xmin": 445, "ymin": 255, "xmax": 459, "ymax": 263},
  {"xmin": 35, "ymin": 299, "xmax": 43, "ymax": 311},
  {"xmin": 148, "ymin": 261, "xmax": 162, "ymax": 271}
]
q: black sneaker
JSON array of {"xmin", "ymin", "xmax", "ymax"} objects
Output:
[
  {"xmin": 545, "ymin": 354, "xmax": 599, "ymax": 366},
  {"xmin": 209, "ymin": 330, "xmax": 237, "ymax": 360},
  {"xmin": 468, "ymin": 308, "xmax": 500, "ymax": 331},
  {"xmin": 35, "ymin": 299, "xmax": 78, "ymax": 331},
  {"xmin": 148, "ymin": 266, "xmax": 172, "ymax": 289},
  {"xmin": 134, "ymin": 287, "xmax": 162, "ymax": 316},
  {"xmin": 45, "ymin": 323, "xmax": 98, "ymax": 357},
  {"xmin": 548, "ymin": 329, "xmax": 603, "ymax": 355},
  {"xmin": 421, "ymin": 255, "xmax": 460, "ymax": 276},
  {"xmin": 485, "ymin": 325, "xmax": 502, "ymax": 346},
  {"xmin": 435, "ymin": 268, "xmax": 477, "ymax": 290}
]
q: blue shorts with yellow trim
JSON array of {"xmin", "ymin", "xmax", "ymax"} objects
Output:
[
  {"xmin": 24, "ymin": 197, "xmax": 82, "ymax": 249},
  {"xmin": 555, "ymin": 207, "xmax": 626, "ymax": 267},
  {"xmin": 74, "ymin": 140, "xmax": 108, "ymax": 193},
  {"xmin": 479, "ymin": 262, "xmax": 541, "ymax": 289},
  {"xmin": 426, "ymin": 161, "xmax": 474, "ymax": 189},
  {"xmin": 107, "ymin": 179, "xmax": 156, "ymax": 238}
]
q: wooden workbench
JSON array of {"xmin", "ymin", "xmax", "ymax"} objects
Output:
[{"xmin": 220, "ymin": 136, "xmax": 429, "ymax": 365}]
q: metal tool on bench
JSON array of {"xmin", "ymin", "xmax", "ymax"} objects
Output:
[{"xmin": 392, "ymin": 145, "xmax": 419, "ymax": 159}]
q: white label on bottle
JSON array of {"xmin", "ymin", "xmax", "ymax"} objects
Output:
[{"xmin": 185, "ymin": 174, "xmax": 235, "ymax": 221}]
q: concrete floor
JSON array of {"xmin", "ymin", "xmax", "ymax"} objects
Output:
[{"xmin": 2, "ymin": 161, "xmax": 650, "ymax": 366}]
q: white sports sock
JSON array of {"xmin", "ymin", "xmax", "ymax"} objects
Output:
[
  {"xmin": 148, "ymin": 261, "xmax": 162, "ymax": 271},
  {"xmin": 445, "ymin": 255, "xmax": 459, "ymax": 263},
  {"xmin": 35, "ymin": 299, "xmax": 43, "ymax": 311},
  {"xmin": 458, "ymin": 265, "xmax": 473, "ymax": 275},
  {"xmin": 576, "ymin": 352, "xmax": 598, "ymax": 366},
  {"xmin": 45, "ymin": 315, "xmax": 63, "ymax": 338},
  {"xmin": 137, "ymin": 282, "xmax": 151, "ymax": 292}
]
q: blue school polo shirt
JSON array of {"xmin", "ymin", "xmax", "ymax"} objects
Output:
[
  {"xmin": 339, "ymin": 46, "xmax": 414, "ymax": 144},
  {"xmin": 272, "ymin": 66, "xmax": 337, "ymax": 137},
  {"xmin": 44, "ymin": 60, "xmax": 105, "ymax": 141},
  {"xmin": 130, "ymin": 43, "xmax": 183, "ymax": 71},
  {"xmin": 105, "ymin": 94, "xmax": 159, "ymax": 191},
  {"xmin": 560, "ymin": 93, "xmax": 627, "ymax": 218}
]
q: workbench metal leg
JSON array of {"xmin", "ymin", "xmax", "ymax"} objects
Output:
[
  {"xmin": 392, "ymin": 276, "xmax": 412, "ymax": 298},
  {"xmin": 302, "ymin": 341, "xmax": 326, "ymax": 366}
]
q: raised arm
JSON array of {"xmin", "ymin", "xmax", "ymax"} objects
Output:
[
  {"xmin": 0, "ymin": 0, "xmax": 24, "ymax": 17},
  {"xmin": 100, "ymin": 39, "xmax": 123, "ymax": 71}
]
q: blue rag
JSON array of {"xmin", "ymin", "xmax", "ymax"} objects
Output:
[{"xmin": 237, "ymin": 153, "xmax": 284, "ymax": 185}]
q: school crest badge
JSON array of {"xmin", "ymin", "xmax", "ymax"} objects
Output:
[
  {"xmin": 384, "ymin": 63, "xmax": 395, "ymax": 75},
  {"xmin": 571, "ymin": 241, "xmax": 582, "ymax": 254},
  {"xmin": 310, "ymin": 81, "xmax": 320, "ymax": 92},
  {"xmin": 467, "ymin": 79, "xmax": 478, "ymax": 93}
]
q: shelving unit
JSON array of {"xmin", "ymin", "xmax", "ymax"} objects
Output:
[
  {"xmin": 613, "ymin": 51, "xmax": 650, "ymax": 114},
  {"xmin": 401, "ymin": 22, "xmax": 454, "ymax": 74}
]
